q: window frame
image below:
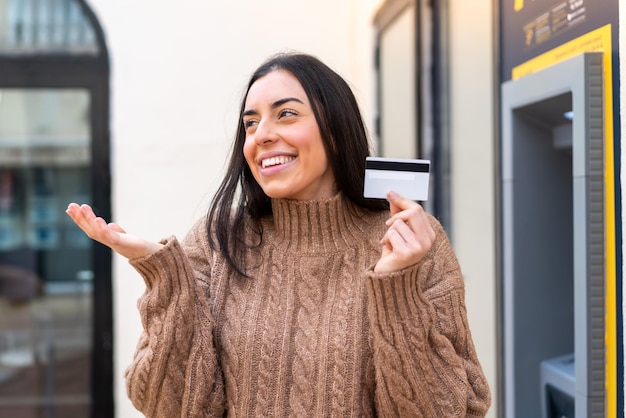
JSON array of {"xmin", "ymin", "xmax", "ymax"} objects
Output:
[
  {"xmin": 373, "ymin": 0, "xmax": 451, "ymax": 228},
  {"xmin": 0, "ymin": 1, "xmax": 112, "ymax": 416}
]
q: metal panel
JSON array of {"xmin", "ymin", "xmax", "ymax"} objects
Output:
[{"xmin": 501, "ymin": 52, "xmax": 605, "ymax": 418}]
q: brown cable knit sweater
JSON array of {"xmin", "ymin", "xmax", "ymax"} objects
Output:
[{"xmin": 125, "ymin": 193, "xmax": 491, "ymax": 417}]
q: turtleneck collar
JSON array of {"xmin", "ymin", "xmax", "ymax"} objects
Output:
[{"xmin": 267, "ymin": 192, "xmax": 385, "ymax": 254}]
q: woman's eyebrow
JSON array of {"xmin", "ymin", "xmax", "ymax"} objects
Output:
[
  {"xmin": 271, "ymin": 97, "xmax": 304, "ymax": 108},
  {"xmin": 243, "ymin": 97, "xmax": 304, "ymax": 117}
]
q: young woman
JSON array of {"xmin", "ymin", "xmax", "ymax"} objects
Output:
[{"xmin": 66, "ymin": 52, "xmax": 491, "ymax": 417}]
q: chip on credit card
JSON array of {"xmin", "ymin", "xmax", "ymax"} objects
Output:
[{"xmin": 363, "ymin": 157, "xmax": 430, "ymax": 201}]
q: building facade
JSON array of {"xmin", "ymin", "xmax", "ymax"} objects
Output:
[{"xmin": 0, "ymin": 0, "xmax": 622, "ymax": 417}]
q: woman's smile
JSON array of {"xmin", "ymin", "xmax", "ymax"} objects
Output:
[{"xmin": 259, "ymin": 153, "xmax": 297, "ymax": 169}]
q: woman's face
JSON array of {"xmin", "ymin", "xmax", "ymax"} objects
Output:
[{"xmin": 242, "ymin": 70, "xmax": 336, "ymax": 200}]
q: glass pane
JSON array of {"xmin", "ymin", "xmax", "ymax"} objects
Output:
[
  {"xmin": 0, "ymin": 0, "xmax": 99, "ymax": 55},
  {"xmin": 0, "ymin": 88, "xmax": 92, "ymax": 417}
]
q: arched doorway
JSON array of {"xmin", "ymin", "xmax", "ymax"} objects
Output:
[{"xmin": 0, "ymin": 0, "xmax": 112, "ymax": 416}]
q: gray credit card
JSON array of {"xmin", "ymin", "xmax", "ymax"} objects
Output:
[{"xmin": 363, "ymin": 157, "xmax": 430, "ymax": 201}]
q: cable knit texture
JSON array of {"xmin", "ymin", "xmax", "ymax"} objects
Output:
[{"xmin": 124, "ymin": 193, "xmax": 491, "ymax": 417}]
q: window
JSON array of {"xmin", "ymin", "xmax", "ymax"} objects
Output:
[
  {"xmin": 0, "ymin": 1, "xmax": 112, "ymax": 416},
  {"xmin": 374, "ymin": 0, "xmax": 451, "ymax": 227}
]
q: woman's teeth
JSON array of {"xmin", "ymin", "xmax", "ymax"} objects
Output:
[{"xmin": 261, "ymin": 156, "xmax": 295, "ymax": 168}]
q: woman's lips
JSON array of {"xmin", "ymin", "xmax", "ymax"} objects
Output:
[
  {"xmin": 258, "ymin": 155, "xmax": 297, "ymax": 175},
  {"xmin": 261, "ymin": 155, "xmax": 296, "ymax": 168}
]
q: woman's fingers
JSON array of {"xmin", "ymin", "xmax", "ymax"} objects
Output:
[
  {"xmin": 382, "ymin": 219, "xmax": 428, "ymax": 258},
  {"xmin": 66, "ymin": 202, "xmax": 122, "ymax": 248},
  {"xmin": 108, "ymin": 223, "xmax": 126, "ymax": 234},
  {"xmin": 386, "ymin": 191, "xmax": 434, "ymax": 236},
  {"xmin": 66, "ymin": 203, "xmax": 94, "ymax": 235},
  {"xmin": 386, "ymin": 190, "xmax": 419, "ymax": 216},
  {"xmin": 374, "ymin": 190, "xmax": 436, "ymax": 273},
  {"xmin": 66, "ymin": 203, "xmax": 110, "ymax": 243},
  {"xmin": 65, "ymin": 202, "xmax": 164, "ymax": 260}
]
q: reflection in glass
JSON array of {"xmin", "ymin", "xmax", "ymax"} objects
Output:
[
  {"xmin": 0, "ymin": 0, "xmax": 99, "ymax": 55},
  {"xmin": 0, "ymin": 89, "xmax": 92, "ymax": 417}
]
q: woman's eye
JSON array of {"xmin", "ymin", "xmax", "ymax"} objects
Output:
[
  {"xmin": 279, "ymin": 109, "xmax": 297, "ymax": 118},
  {"xmin": 243, "ymin": 119, "xmax": 258, "ymax": 130}
]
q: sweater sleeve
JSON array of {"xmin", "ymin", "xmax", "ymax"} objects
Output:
[
  {"xmin": 366, "ymin": 217, "xmax": 491, "ymax": 417},
  {"xmin": 124, "ymin": 224, "xmax": 226, "ymax": 417}
]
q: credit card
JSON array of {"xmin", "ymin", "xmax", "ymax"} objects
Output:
[{"xmin": 363, "ymin": 157, "xmax": 430, "ymax": 201}]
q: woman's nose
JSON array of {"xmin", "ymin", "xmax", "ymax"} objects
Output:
[{"xmin": 254, "ymin": 120, "xmax": 278, "ymax": 145}]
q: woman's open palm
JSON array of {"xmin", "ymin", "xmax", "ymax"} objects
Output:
[{"xmin": 66, "ymin": 203, "xmax": 163, "ymax": 260}]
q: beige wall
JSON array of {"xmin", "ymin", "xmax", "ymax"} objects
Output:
[
  {"xmin": 448, "ymin": 1, "xmax": 498, "ymax": 417},
  {"xmin": 88, "ymin": 0, "xmax": 500, "ymax": 416},
  {"xmin": 378, "ymin": 4, "xmax": 417, "ymax": 158},
  {"xmin": 88, "ymin": 0, "xmax": 379, "ymax": 416}
]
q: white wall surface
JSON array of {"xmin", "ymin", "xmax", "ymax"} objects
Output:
[
  {"xmin": 84, "ymin": 0, "xmax": 501, "ymax": 416},
  {"xmin": 86, "ymin": 0, "xmax": 380, "ymax": 416},
  {"xmin": 448, "ymin": 1, "xmax": 498, "ymax": 417},
  {"xmin": 378, "ymin": 4, "xmax": 417, "ymax": 158}
]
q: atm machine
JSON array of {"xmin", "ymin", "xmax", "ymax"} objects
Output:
[{"xmin": 500, "ymin": 53, "xmax": 606, "ymax": 417}]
